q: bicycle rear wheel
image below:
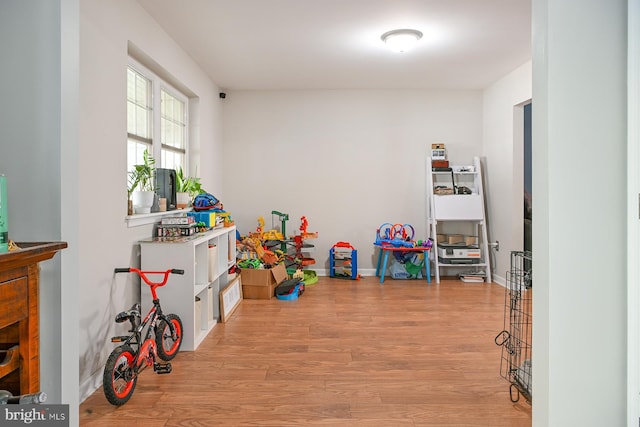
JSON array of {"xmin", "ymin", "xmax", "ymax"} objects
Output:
[
  {"xmin": 156, "ymin": 313, "xmax": 183, "ymax": 361},
  {"xmin": 103, "ymin": 345, "xmax": 137, "ymax": 406}
]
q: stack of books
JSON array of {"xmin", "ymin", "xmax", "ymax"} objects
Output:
[
  {"xmin": 156, "ymin": 215, "xmax": 197, "ymax": 237},
  {"xmin": 458, "ymin": 272, "xmax": 486, "ymax": 283}
]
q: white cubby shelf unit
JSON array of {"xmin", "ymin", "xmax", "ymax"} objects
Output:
[{"xmin": 139, "ymin": 225, "xmax": 237, "ymax": 351}]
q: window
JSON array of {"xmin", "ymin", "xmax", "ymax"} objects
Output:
[
  {"xmin": 160, "ymin": 89, "xmax": 186, "ymax": 171},
  {"xmin": 127, "ymin": 67, "xmax": 152, "ymax": 170},
  {"xmin": 127, "ymin": 59, "xmax": 188, "ymax": 184}
]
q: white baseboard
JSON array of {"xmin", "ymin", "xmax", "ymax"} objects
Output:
[
  {"xmin": 79, "ymin": 369, "xmax": 102, "ymax": 404},
  {"xmin": 492, "ymin": 273, "xmax": 507, "ymax": 287}
]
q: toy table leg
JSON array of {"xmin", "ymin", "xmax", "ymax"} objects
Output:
[
  {"xmin": 424, "ymin": 249, "xmax": 431, "ymax": 284},
  {"xmin": 379, "ymin": 249, "xmax": 391, "ymax": 284},
  {"xmin": 375, "ymin": 247, "xmax": 383, "ymax": 278}
]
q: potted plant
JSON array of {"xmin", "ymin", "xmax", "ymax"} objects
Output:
[
  {"xmin": 128, "ymin": 149, "xmax": 156, "ymax": 214},
  {"xmin": 175, "ymin": 166, "xmax": 203, "ymax": 209}
]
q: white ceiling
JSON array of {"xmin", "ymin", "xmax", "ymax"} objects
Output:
[{"xmin": 136, "ymin": 0, "xmax": 531, "ymax": 91}]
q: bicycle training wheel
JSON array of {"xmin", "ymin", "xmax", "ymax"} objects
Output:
[
  {"xmin": 156, "ymin": 313, "xmax": 183, "ymax": 361},
  {"xmin": 103, "ymin": 345, "xmax": 137, "ymax": 406}
]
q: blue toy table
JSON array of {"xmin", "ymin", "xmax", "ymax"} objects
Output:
[{"xmin": 374, "ymin": 244, "xmax": 431, "ymax": 284}]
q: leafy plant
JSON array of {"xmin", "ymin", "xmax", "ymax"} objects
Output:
[
  {"xmin": 176, "ymin": 166, "xmax": 204, "ymax": 197},
  {"xmin": 127, "ymin": 149, "xmax": 156, "ymax": 196}
]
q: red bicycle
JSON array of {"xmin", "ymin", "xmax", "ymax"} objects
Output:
[{"xmin": 103, "ymin": 267, "xmax": 184, "ymax": 406}]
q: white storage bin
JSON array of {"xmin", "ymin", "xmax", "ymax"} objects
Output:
[
  {"xmin": 195, "ymin": 297, "xmax": 202, "ymax": 331},
  {"xmin": 208, "ymin": 244, "xmax": 218, "ymax": 282}
]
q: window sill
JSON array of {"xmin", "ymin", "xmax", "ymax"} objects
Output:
[{"xmin": 125, "ymin": 209, "xmax": 193, "ymax": 228}]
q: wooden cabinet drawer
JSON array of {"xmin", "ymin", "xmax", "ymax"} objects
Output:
[{"xmin": 0, "ymin": 277, "xmax": 28, "ymax": 330}]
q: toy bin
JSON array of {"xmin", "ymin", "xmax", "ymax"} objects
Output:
[{"xmin": 329, "ymin": 242, "xmax": 358, "ymax": 280}]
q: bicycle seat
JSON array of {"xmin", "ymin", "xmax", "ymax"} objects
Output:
[{"xmin": 115, "ymin": 303, "xmax": 140, "ymax": 325}]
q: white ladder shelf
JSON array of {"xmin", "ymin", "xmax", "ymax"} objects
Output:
[{"xmin": 426, "ymin": 156, "xmax": 491, "ymax": 283}]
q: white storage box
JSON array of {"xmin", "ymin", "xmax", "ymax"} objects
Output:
[
  {"xmin": 208, "ymin": 244, "xmax": 219, "ymax": 282},
  {"xmin": 437, "ymin": 245, "xmax": 481, "ymax": 259},
  {"xmin": 208, "ymin": 283, "xmax": 220, "ymax": 322},
  {"xmin": 195, "ymin": 297, "xmax": 202, "ymax": 331}
]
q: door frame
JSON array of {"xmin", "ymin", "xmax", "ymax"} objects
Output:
[{"xmin": 628, "ymin": 0, "xmax": 640, "ymax": 424}]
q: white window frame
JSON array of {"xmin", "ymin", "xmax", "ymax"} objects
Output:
[
  {"xmin": 126, "ymin": 57, "xmax": 190, "ymax": 226},
  {"xmin": 159, "ymin": 85, "xmax": 189, "ymax": 173},
  {"xmin": 128, "ymin": 58, "xmax": 189, "ymax": 172}
]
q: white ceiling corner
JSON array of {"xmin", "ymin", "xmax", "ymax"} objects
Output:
[{"xmin": 135, "ymin": 0, "xmax": 532, "ymax": 91}]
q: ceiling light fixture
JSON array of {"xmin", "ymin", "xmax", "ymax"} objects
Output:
[{"xmin": 381, "ymin": 29, "xmax": 423, "ymax": 53}]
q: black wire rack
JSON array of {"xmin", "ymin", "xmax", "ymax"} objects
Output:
[{"xmin": 495, "ymin": 250, "xmax": 532, "ymax": 403}]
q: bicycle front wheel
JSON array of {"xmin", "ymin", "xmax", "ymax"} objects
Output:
[
  {"xmin": 156, "ymin": 313, "xmax": 183, "ymax": 361},
  {"xmin": 103, "ymin": 345, "xmax": 137, "ymax": 406}
]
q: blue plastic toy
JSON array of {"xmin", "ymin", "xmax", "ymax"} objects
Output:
[
  {"xmin": 375, "ymin": 223, "xmax": 419, "ymax": 248},
  {"xmin": 275, "ymin": 279, "xmax": 305, "ymax": 300}
]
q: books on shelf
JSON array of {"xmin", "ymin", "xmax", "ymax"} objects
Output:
[
  {"xmin": 156, "ymin": 223, "xmax": 197, "ymax": 237},
  {"xmin": 161, "ymin": 215, "xmax": 195, "ymax": 225},
  {"xmin": 458, "ymin": 272, "xmax": 486, "ymax": 283}
]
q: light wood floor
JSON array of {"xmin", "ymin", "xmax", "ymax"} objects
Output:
[{"xmin": 80, "ymin": 276, "xmax": 532, "ymax": 426}]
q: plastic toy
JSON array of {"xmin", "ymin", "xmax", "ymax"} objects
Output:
[
  {"xmin": 263, "ymin": 229, "xmax": 284, "ymax": 241},
  {"xmin": 271, "ymin": 210, "xmax": 289, "ymax": 252},
  {"xmin": 192, "ymin": 193, "xmax": 221, "ymax": 211},
  {"xmin": 329, "ymin": 241, "xmax": 359, "ymax": 280},
  {"xmin": 238, "ymin": 259, "xmax": 261, "ymax": 269},
  {"xmin": 275, "ymin": 279, "xmax": 305, "ymax": 300},
  {"xmin": 303, "ymin": 270, "xmax": 318, "ymax": 285},
  {"xmin": 264, "ymin": 212, "xmax": 318, "ymax": 273},
  {"xmin": 256, "ymin": 216, "xmax": 264, "ymax": 234},
  {"xmin": 261, "ymin": 250, "xmax": 278, "ymax": 266},
  {"xmin": 299, "ymin": 216, "xmax": 318, "ymax": 239},
  {"xmin": 375, "ymin": 223, "xmax": 417, "ymax": 248}
]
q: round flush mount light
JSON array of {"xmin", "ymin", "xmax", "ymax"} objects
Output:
[{"xmin": 381, "ymin": 29, "xmax": 423, "ymax": 53}]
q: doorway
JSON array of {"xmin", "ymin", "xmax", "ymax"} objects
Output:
[{"xmin": 524, "ymin": 103, "xmax": 532, "ymax": 254}]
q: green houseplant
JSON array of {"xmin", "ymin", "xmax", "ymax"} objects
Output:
[
  {"xmin": 128, "ymin": 149, "xmax": 156, "ymax": 214},
  {"xmin": 175, "ymin": 167, "xmax": 203, "ymax": 208}
]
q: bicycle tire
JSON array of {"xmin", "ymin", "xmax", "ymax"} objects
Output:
[
  {"xmin": 103, "ymin": 345, "xmax": 137, "ymax": 406},
  {"xmin": 156, "ymin": 313, "xmax": 183, "ymax": 361}
]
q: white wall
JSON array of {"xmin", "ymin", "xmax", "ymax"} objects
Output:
[
  {"xmin": 60, "ymin": 0, "xmax": 80, "ymax": 421},
  {"xmin": 9, "ymin": 1, "xmax": 630, "ymax": 425},
  {"xmin": 221, "ymin": 89, "xmax": 483, "ymax": 272},
  {"xmin": 0, "ymin": 0, "xmax": 78, "ymax": 420},
  {"xmin": 628, "ymin": 0, "xmax": 640, "ymax": 423},
  {"xmin": 77, "ymin": 0, "xmax": 223, "ymax": 402},
  {"xmin": 532, "ymin": 0, "xmax": 627, "ymax": 425},
  {"xmin": 482, "ymin": 61, "xmax": 532, "ymax": 284}
]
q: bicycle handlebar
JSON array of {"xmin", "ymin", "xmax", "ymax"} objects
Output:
[
  {"xmin": 114, "ymin": 268, "xmax": 184, "ymax": 290},
  {"xmin": 114, "ymin": 268, "xmax": 183, "ymax": 275}
]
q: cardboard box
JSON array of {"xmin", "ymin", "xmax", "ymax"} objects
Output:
[
  {"xmin": 447, "ymin": 234, "xmax": 464, "ymax": 244},
  {"xmin": 465, "ymin": 235, "xmax": 478, "ymax": 245},
  {"xmin": 240, "ymin": 263, "xmax": 288, "ymax": 300}
]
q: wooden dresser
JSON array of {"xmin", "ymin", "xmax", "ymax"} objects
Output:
[{"xmin": 0, "ymin": 242, "xmax": 66, "ymax": 394}]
